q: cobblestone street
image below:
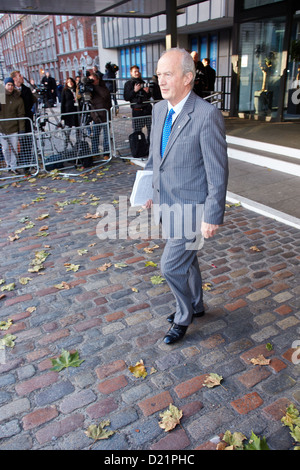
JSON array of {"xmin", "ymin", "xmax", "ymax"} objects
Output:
[{"xmin": 0, "ymin": 158, "xmax": 299, "ymax": 450}]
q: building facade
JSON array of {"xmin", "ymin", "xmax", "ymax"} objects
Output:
[
  {"xmin": 0, "ymin": 13, "xmax": 99, "ymax": 85},
  {"xmin": 0, "ymin": 13, "xmax": 27, "ymax": 79},
  {"xmin": 54, "ymin": 15, "xmax": 99, "ymax": 83},
  {"xmin": 98, "ymin": 0, "xmax": 299, "ymax": 120}
]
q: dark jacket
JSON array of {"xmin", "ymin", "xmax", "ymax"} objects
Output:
[
  {"xmin": 90, "ymin": 81, "xmax": 112, "ymax": 124},
  {"xmin": 20, "ymin": 84, "xmax": 36, "ymax": 132},
  {"xmin": 123, "ymin": 77, "xmax": 152, "ymax": 115},
  {"xmin": 0, "ymin": 89, "xmax": 25, "ymax": 134},
  {"xmin": 61, "ymin": 87, "xmax": 79, "ymax": 127}
]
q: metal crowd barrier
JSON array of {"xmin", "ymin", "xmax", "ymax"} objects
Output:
[
  {"xmin": 0, "ymin": 117, "xmax": 39, "ymax": 180},
  {"xmin": 36, "ymin": 108, "xmax": 112, "ymax": 177}
]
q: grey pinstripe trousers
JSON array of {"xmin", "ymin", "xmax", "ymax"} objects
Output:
[{"xmin": 161, "ymin": 236, "xmax": 204, "ymax": 326}]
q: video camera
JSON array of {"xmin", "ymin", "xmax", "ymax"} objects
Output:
[
  {"xmin": 35, "ymin": 84, "xmax": 47, "ymax": 96},
  {"xmin": 105, "ymin": 62, "xmax": 119, "ymax": 75},
  {"xmin": 79, "ymin": 76, "xmax": 94, "ymax": 102}
]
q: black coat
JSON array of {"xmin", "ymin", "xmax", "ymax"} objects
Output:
[
  {"xmin": 61, "ymin": 87, "xmax": 79, "ymax": 127},
  {"xmin": 20, "ymin": 84, "xmax": 36, "ymax": 132}
]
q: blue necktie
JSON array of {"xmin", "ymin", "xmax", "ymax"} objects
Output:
[{"xmin": 161, "ymin": 108, "xmax": 175, "ymax": 157}]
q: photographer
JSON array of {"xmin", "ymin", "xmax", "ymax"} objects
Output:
[
  {"xmin": 103, "ymin": 62, "xmax": 119, "ymax": 108},
  {"xmin": 88, "ymin": 72, "xmax": 112, "ymax": 156},
  {"xmin": 124, "ymin": 65, "xmax": 152, "ymax": 143}
]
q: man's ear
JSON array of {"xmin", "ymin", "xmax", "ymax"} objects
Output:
[{"xmin": 184, "ymin": 72, "xmax": 193, "ymax": 87}]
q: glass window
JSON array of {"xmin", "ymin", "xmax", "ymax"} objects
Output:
[
  {"xmin": 243, "ymin": 0, "xmax": 282, "ymax": 8},
  {"xmin": 238, "ymin": 17, "xmax": 285, "ymax": 118}
]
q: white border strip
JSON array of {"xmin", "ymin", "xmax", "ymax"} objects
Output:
[
  {"xmin": 227, "ymin": 191, "xmax": 300, "ymax": 230},
  {"xmin": 226, "ymin": 136, "xmax": 300, "ymax": 160},
  {"xmin": 227, "ymin": 147, "xmax": 300, "ymax": 176}
]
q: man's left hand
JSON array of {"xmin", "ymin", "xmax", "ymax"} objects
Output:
[{"xmin": 201, "ymin": 222, "xmax": 220, "ymax": 239}]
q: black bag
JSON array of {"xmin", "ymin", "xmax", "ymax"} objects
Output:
[
  {"xmin": 44, "ymin": 154, "xmax": 64, "ymax": 171},
  {"xmin": 129, "ymin": 131, "xmax": 149, "ymax": 158},
  {"xmin": 76, "ymin": 140, "xmax": 93, "ymax": 167}
]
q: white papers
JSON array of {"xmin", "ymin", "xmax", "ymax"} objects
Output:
[{"xmin": 130, "ymin": 170, "xmax": 153, "ymax": 207}]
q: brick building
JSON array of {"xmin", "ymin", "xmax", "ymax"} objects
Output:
[
  {"xmin": 0, "ymin": 13, "xmax": 99, "ymax": 85},
  {"xmin": 0, "ymin": 13, "xmax": 27, "ymax": 79},
  {"xmin": 54, "ymin": 15, "xmax": 99, "ymax": 83}
]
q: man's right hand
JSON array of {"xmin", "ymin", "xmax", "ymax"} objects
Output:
[{"xmin": 143, "ymin": 199, "xmax": 153, "ymax": 209}]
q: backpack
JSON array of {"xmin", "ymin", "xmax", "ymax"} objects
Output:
[{"xmin": 129, "ymin": 131, "xmax": 149, "ymax": 158}]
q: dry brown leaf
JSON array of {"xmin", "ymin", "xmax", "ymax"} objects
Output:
[
  {"xmin": 250, "ymin": 246, "xmax": 261, "ymax": 252},
  {"xmin": 97, "ymin": 262, "xmax": 112, "ymax": 272},
  {"xmin": 250, "ymin": 354, "xmax": 270, "ymax": 366},
  {"xmin": 84, "ymin": 213, "xmax": 102, "ymax": 219},
  {"xmin": 128, "ymin": 359, "xmax": 147, "ymax": 379},
  {"xmin": 158, "ymin": 404, "xmax": 183, "ymax": 432},
  {"xmin": 143, "ymin": 244, "xmax": 159, "ymax": 253},
  {"xmin": 39, "ymin": 225, "xmax": 49, "ymax": 231}
]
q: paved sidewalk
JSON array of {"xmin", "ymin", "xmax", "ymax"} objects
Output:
[{"xmin": 0, "ymin": 157, "xmax": 299, "ymax": 451}]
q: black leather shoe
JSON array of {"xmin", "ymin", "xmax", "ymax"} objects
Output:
[
  {"xmin": 163, "ymin": 323, "xmax": 188, "ymax": 344},
  {"xmin": 167, "ymin": 310, "xmax": 205, "ymax": 324}
]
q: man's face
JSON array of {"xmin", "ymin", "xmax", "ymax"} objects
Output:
[
  {"xmin": 90, "ymin": 74, "xmax": 99, "ymax": 85},
  {"xmin": 130, "ymin": 67, "xmax": 140, "ymax": 79},
  {"xmin": 13, "ymin": 73, "xmax": 23, "ymax": 87},
  {"xmin": 5, "ymin": 82, "xmax": 14, "ymax": 94},
  {"xmin": 157, "ymin": 51, "xmax": 193, "ymax": 106}
]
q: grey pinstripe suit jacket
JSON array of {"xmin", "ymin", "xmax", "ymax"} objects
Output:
[{"xmin": 145, "ymin": 91, "xmax": 228, "ymax": 237}]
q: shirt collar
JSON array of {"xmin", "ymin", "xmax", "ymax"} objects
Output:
[{"xmin": 168, "ymin": 91, "xmax": 191, "ymax": 121}]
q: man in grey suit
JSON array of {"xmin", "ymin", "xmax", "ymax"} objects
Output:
[{"xmin": 144, "ymin": 48, "xmax": 228, "ymax": 344}]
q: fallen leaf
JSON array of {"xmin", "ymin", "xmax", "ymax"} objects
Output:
[
  {"xmin": 204, "ymin": 373, "xmax": 225, "ymax": 389},
  {"xmin": 50, "ymin": 349, "xmax": 84, "ymax": 372},
  {"xmin": 36, "ymin": 213, "xmax": 49, "ymax": 220},
  {"xmin": 159, "ymin": 404, "xmax": 183, "ymax": 432},
  {"xmin": 114, "ymin": 262, "xmax": 128, "ymax": 269},
  {"xmin": 129, "ymin": 359, "xmax": 148, "ymax": 379},
  {"xmin": 150, "ymin": 275, "xmax": 165, "ymax": 285},
  {"xmin": 0, "ymin": 334, "xmax": 16, "ymax": 349},
  {"xmin": 1, "ymin": 283, "xmax": 15, "ymax": 292},
  {"xmin": 0, "ymin": 318, "xmax": 13, "ymax": 330},
  {"xmin": 144, "ymin": 244, "xmax": 159, "ymax": 253},
  {"xmin": 77, "ymin": 249, "xmax": 88, "ymax": 256},
  {"xmin": 250, "ymin": 355, "xmax": 271, "ymax": 366},
  {"xmin": 64, "ymin": 263, "xmax": 80, "ymax": 272},
  {"xmin": 85, "ymin": 420, "xmax": 115, "ymax": 442},
  {"xmin": 145, "ymin": 261, "xmax": 157, "ymax": 267},
  {"xmin": 54, "ymin": 281, "xmax": 71, "ymax": 290},
  {"xmin": 202, "ymin": 282, "xmax": 212, "ymax": 291},
  {"xmin": 39, "ymin": 225, "xmax": 49, "ymax": 231},
  {"xmin": 98, "ymin": 262, "xmax": 112, "ymax": 272},
  {"xmin": 84, "ymin": 213, "xmax": 102, "ymax": 219},
  {"xmin": 250, "ymin": 245, "xmax": 261, "ymax": 252},
  {"xmin": 19, "ymin": 277, "xmax": 32, "ymax": 285}
]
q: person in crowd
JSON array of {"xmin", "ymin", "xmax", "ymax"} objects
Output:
[
  {"xmin": 41, "ymin": 71, "xmax": 57, "ymax": 107},
  {"xmin": 56, "ymin": 80, "xmax": 63, "ymax": 103},
  {"xmin": 103, "ymin": 62, "xmax": 119, "ymax": 108},
  {"xmin": 202, "ymin": 58, "xmax": 216, "ymax": 94},
  {"xmin": 61, "ymin": 77, "xmax": 80, "ymax": 150},
  {"xmin": 0, "ymin": 77, "xmax": 25, "ymax": 174},
  {"xmin": 190, "ymin": 51, "xmax": 207, "ymax": 98},
  {"xmin": 10, "ymin": 70, "xmax": 37, "ymax": 175},
  {"xmin": 124, "ymin": 65, "xmax": 152, "ymax": 143},
  {"xmin": 92, "ymin": 65, "xmax": 103, "ymax": 80},
  {"xmin": 144, "ymin": 48, "xmax": 228, "ymax": 345},
  {"xmin": 89, "ymin": 72, "xmax": 112, "ymax": 156}
]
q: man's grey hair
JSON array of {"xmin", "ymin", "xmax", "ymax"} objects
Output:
[{"xmin": 160, "ymin": 48, "xmax": 196, "ymax": 85}]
